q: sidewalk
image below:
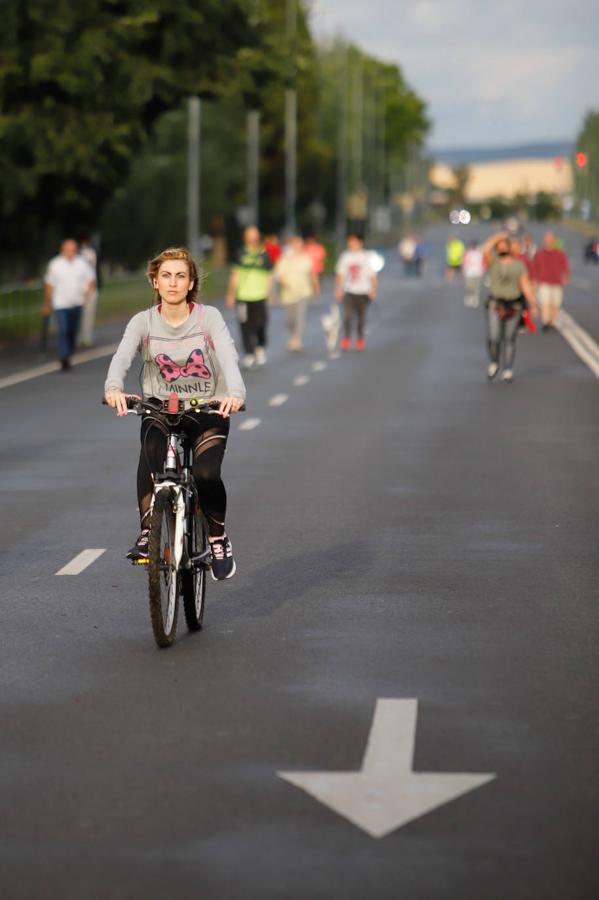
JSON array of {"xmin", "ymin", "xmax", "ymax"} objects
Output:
[{"xmin": 0, "ymin": 319, "xmax": 130, "ymax": 382}]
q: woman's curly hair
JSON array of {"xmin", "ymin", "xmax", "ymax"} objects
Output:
[{"xmin": 146, "ymin": 247, "xmax": 201, "ymax": 304}]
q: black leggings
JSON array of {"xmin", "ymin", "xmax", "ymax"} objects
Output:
[
  {"xmin": 137, "ymin": 412, "xmax": 230, "ymax": 537},
  {"xmin": 237, "ymin": 299, "xmax": 268, "ymax": 354},
  {"xmin": 343, "ymin": 293, "xmax": 370, "ymax": 340}
]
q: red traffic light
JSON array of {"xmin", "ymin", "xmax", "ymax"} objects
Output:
[{"xmin": 576, "ymin": 152, "xmax": 588, "ymax": 168}]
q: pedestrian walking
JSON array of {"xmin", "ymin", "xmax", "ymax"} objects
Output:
[
  {"xmin": 398, "ymin": 234, "xmax": 418, "ymax": 276},
  {"xmin": 445, "ymin": 235, "xmax": 465, "ymax": 281},
  {"xmin": 78, "ymin": 236, "xmax": 99, "ymax": 347},
  {"xmin": 481, "ymin": 231, "xmax": 538, "ymax": 383},
  {"xmin": 335, "ymin": 233, "xmax": 377, "ymax": 351},
  {"xmin": 462, "ymin": 240, "xmax": 485, "ymax": 307},
  {"xmin": 43, "ymin": 239, "xmax": 96, "ymax": 370},
  {"xmin": 532, "ymin": 232, "xmax": 570, "ymax": 330},
  {"xmin": 304, "ymin": 233, "xmax": 327, "ymax": 277},
  {"xmin": 275, "ymin": 236, "xmax": 319, "ymax": 352},
  {"xmin": 263, "ymin": 234, "xmax": 282, "ymax": 265},
  {"xmin": 226, "ymin": 226, "xmax": 273, "ymax": 369}
]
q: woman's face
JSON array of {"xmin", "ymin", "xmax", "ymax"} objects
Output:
[{"xmin": 154, "ymin": 260, "xmax": 194, "ymax": 305}]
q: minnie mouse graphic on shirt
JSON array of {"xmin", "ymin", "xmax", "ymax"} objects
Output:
[{"xmin": 155, "ymin": 348, "xmax": 211, "ymax": 383}]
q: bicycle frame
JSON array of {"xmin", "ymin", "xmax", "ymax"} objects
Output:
[{"xmin": 152, "ymin": 430, "xmax": 197, "ymax": 572}]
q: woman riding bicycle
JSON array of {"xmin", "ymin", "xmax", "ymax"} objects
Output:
[
  {"xmin": 104, "ymin": 247, "xmax": 245, "ymax": 579},
  {"xmin": 481, "ymin": 231, "xmax": 538, "ymax": 383}
]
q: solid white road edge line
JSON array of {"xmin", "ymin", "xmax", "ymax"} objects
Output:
[
  {"xmin": 293, "ymin": 375, "xmax": 310, "ymax": 386},
  {"xmin": 269, "ymin": 394, "xmax": 289, "ymax": 407},
  {"xmin": 556, "ymin": 310, "xmax": 599, "ymax": 379},
  {"xmin": 56, "ymin": 549, "xmax": 106, "ymax": 576},
  {"xmin": 239, "ymin": 417, "xmax": 262, "ymax": 431},
  {"xmin": 0, "ymin": 343, "xmax": 119, "ymax": 391}
]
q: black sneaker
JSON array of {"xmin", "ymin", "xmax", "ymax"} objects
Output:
[
  {"xmin": 126, "ymin": 528, "xmax": 150, "ymax": 561},
  {"xmin": 209, "ymin": 535, "xmax": 236, "ymax": 581}
]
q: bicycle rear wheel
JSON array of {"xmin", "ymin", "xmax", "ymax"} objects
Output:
[
  {"xmin": 148, "ymin": 490, "xmax": 179, "ymax": 648},
  {"xmin": 182, "ymin": 505, "xmax": 208, "ymax": 632}
]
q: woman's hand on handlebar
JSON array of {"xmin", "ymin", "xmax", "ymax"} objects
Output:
[
  {"xmin": 217, "ymin": 396, "xmax": 244, "ymax": 418},
  {"xmin": 105, "ymin": 389, "xmax": 140, "ymax": 417}
]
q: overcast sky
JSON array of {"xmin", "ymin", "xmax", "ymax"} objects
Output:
[{"xmin": 309, "ymin": 0, "xmax": 599, "ymax": 150}]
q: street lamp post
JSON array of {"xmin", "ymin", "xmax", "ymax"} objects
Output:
[
  {"xmin": 285, "ymin": 0, "xmax": 297, "ymax": 236},
  {"xmin": 187, "ymin": 96, "xmax": 202, "ymax": 261},
  {"xmin": 247, "ymin": 109, "xmax": 260, "ymax": 226}
]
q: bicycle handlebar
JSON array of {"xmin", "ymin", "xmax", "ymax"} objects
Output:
[{"xmin": 102, "ymin": 396, "xmax": 245, "ymax": 416}]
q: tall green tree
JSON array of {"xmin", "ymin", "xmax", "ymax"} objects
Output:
[{"xmin": 0, "ymin": 0, "xmax": 271, "ymax": 269}]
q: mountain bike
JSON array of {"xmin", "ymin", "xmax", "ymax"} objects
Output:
[{"xmin": 104, "ymin": 393, "xmax": 221, "ymax": 648}]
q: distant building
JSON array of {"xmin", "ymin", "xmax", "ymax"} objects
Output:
[{"xmin": 430, "ymin": 158, "xmax": 573, "ymax": 203}]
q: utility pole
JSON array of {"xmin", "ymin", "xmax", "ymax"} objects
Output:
[
  {"xmin": 247, "ymin": 109, "xmax": 260, "ymax": 226},
  {"xmin": 336, "ymin": 49, "xmax": 348, "ymax": 252},
  {"xmin": 285, "ymin": 0, "xmax": 297, "ymax": 236},
  {"xmin": 187, "ymin": 96, "xmax": 202, "ymax": 260}
]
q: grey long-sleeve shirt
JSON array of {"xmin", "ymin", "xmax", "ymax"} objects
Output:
[{"xmin": 104, "ymin": 303, "xmax": 246, "ymax": 403}]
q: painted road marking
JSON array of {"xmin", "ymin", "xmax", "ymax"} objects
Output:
[
  {"xmin": 312, "ymin": 361, "xmax": 327, "ymax": 372},
  {"xmin": 279, "ymin": 699, "xmax": 495, "ymax": 839},
  {"xmin": 556, "ymin": 310, "xmax": 599, "ymax": 380},
  {"xmin": 293, "ymin": 374, "xmax": 310, "ymax": 386},
  {"xmin": 239, "ymin": 417, "xmax": 262, "ymax": 431},
  {"xmin": 0, "ymin": 343, "xmax": 119, "ymax": 391},
  {"xmin": 56, "ymin": 549, "xmax": 106, "ymax": 576},
  {"xmin": 269, "ymin": 394, "xmax": 289, "ymax": 407}
]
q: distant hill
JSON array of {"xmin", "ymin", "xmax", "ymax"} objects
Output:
[{"xmin": 431, "ymin": 142, "xmax": 574, "ymax": 165}]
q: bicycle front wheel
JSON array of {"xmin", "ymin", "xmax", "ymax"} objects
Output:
[
  {"xmin": 148, "ymin": 490, "xmax": 179, "ymax": 648},
  {"xmin": 182, "ymin": 506, "xmax": 208, "ymax": 632}
]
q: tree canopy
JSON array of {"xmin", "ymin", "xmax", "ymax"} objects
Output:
[{"xmin": 0, "ymin": 0, "xmax": 430, "ymax": 274}]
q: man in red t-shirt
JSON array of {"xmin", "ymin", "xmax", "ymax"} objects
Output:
[{"xmin": 532, "ymin": 232, "xmax": 570, "ymax": 330}]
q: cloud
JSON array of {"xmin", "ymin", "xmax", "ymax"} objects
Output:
[{"xmin": 309, "ymin": 0, "xmax": 599, "ymax": 146}]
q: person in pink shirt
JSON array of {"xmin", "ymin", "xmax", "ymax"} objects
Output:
[
  {"xmin": 532, "ymin": 232, "xmax": 570, "ymax": 330},
  {"xmin": 304, "ymin": 234, "xmax": 327, "ymax": 278}
]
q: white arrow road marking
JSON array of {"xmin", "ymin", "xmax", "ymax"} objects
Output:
[
  {"xmin": 278, "ymin": 699, "xmax": 495, "ymax": 839},
  {"xmin": 311, "ymin": 361, "xmax": 327, "ymax": 372},
  {"xmin": 269, "ymin": 393, "xmax": 289, "ymax": 407},
  {"xmin": 56, "ymin": 549, "xmax": 106, "ymax": 576},
  {"xmin": 556, "ymin": 310, "xmax": 599, "ymax": 379},
  {"xmin": 293, "ymin": 374, "xmax": 310, "ymax": 386},
  {"xmin": 238, "ymin": 417, "xmax": 262, "ymax": 431}
]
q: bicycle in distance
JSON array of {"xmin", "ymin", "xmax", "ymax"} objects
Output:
[{"xmin": 103, "ymin": 391, "xmax": 234, "ymax": 648}]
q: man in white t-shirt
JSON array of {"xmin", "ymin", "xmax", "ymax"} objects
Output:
[
  {"xmin": 43, "ymin": 239, "xmax": 96, "ymax": 370},
  {"xmin": 462, "ymin": 240, "xmax": 485, "ymax": 308},
  {"xmin": 335, "ymin": 233, "xmax": 377, "ymax": 351}
]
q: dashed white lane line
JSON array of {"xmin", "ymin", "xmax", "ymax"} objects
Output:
[
  {"xmin": 56, "ymin": 549, "xmax": 106, "ymax": 576},
  {"xmin": 269, "ymin": 394, "xmax": 289, "ymax": 407},
  {"xmin": 293, "ymin": 374, "xmax": 310, "ymax": 386},
  {"xmin": 0, "ymin": 343, "xmax": 119, "ymax": 391},
  {"xmin": 311, "ymin": 361, "xmax": 328, "ymax": 372},
  {"xmin": 239, "ymin": 417, "xmax": 262, "ymax": 431},
  {"xmin": 556, "ymin": 310, "xmax": 599, "ymax": 380}
]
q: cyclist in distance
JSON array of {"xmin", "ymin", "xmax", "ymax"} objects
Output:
[{"xmin": 104, "ymin": 247, "xmax": 245, "ymax": 579}]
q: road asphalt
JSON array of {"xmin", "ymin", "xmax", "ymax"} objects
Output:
[{"xmin": 1, "ymin": 225, "xmax": 598, "ymax": 899}]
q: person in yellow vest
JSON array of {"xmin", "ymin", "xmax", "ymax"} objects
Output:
[
  {"xmin": 226, "ymin": 226, "xmax": 274, "ymax": 369},
  {"xmin": 445, "ymin": 235, "xmax": 465, "ymax": 282}
]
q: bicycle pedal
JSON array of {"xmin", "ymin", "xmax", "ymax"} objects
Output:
[{"xmin": 131, "ymin": 557, "xmax": 149, "ymax": 566}]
